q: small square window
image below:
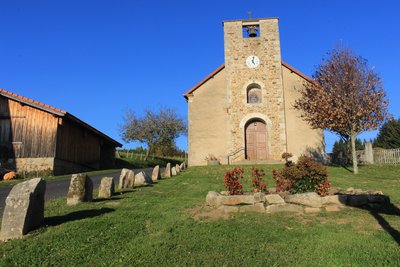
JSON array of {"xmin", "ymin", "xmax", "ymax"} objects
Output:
[{"xmin": 242, "ymin": 24, "xmax": 260, "ymax": 38}]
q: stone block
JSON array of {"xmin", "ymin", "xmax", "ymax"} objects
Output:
[
  {"xmin": 134, "ymin": 171, "xmax": 153, "ymax": 186},
  {"xmin": 164, "ymin": 163, "xmax": 171, "ymax": 178},
  {"xmin": 220, "ymin": 195, "xmax": 255, "ymax": 206},
  {"xmin": 347, "ymin": 195, "xmax": 369, "ymax": 207},
  {"xmin": 253, "ymin": 192, "xmax": 266, "ymax": 203},
  {"xmin": 179, "ymin": 163, "xmax": 185, "ymax": 171},
  {"xmin": 67, "ymin": 173, "xmax": 93, "ymax": 205},
  {"xmin": 0, "ymin": 178, "xmax": 46, "ymax": 241},
  {"xmin": 98, "ymin": 177, "xmax": 114, "ymax": 198},
  {"xmin": 171, "ymin": 167, "xmax": 177, "ymax": 176},
  {"xmin": 285, "ymin": 192, "xmax": 322, "ymax": 208},
  {"xmin": 152, "ymin": 165, "xmax": 161, "ymax": 181},
  {"xmin": 206, "ymin": 191, "xmax": 222, "ymax": 207},
  {"xmin": 175, "ymin": 164, "xmax": 181, "ymax": 173},
  {"xmin": 321, "ymin": 195, "xmax": 347, "ymax": 206},
  {"xmin": 126, "ymin": 170, "xmax": 135, "ymax": 188},
  {"xmin": 266, "ymin": 203, "xmax": 303, "ymax": 214},
  {"xmin": 265, "ymin": 194, "xmax": 285, "ymax": 204},
  {"xmin": 239, "ymin": 203, "xmax": 265, "ymax": 213},
  {"xmin": 367, "ymin": 195, "xmax": 389, "ymax": 204},
  {"xmin": 118, "ymin": 168, "xmax": 129, "ymax": 190}
]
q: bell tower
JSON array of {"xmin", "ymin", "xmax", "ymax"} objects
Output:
[{"xmin": 223, "ymin": 18, "xmax": 287, "ymax": 161}]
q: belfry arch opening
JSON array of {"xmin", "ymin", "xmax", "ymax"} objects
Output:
[
  {"xmin": 246, "ymin": 83, "xmax": 262, "ymax": 104},
  {"xmin": 245, "ymin": 119, "xmax": 268, "ymax": 160}
]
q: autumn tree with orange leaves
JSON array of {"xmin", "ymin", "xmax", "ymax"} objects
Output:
[{"xmin": 294, "ymin": 47, "xmax": 389, "ymax": 174}]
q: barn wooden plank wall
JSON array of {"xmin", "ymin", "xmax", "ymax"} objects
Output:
[
  {"xmin": 56, "ymin": 118, "xmax": 102, "ymax": 167},
  {"xmin": 0, "ymin": 96, "xmax": 58, "ymax": 159}
]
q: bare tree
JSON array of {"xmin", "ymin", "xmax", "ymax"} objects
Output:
[
  {"xmin": 121, "ymin": 107, "xmax": 187, "ymax": 160},
  {"xmin": 294, "ymin": 47, "xmax": 389, "ymax": 174}
]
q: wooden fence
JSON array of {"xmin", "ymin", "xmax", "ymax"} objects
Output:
[
  {"xmin": 356, "ymin": 148, "xmax": 400, "ymax": 164},
  {"xmin": 373, "ymin": 148, "xmax": 400, "ymax": 164}
]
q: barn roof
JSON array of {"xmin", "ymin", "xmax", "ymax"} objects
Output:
[
  {"xmin": 0, "ymin": 88, "xmax": 122, "ymax": 147},
  {"xmin": 183, "ymin": 61, "xmax": 313, "ymax": 100}
]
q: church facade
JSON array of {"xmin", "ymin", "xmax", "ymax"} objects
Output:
[{"xmin": 184, "ymin": 18, "xmax": 324, "ymax": 166}]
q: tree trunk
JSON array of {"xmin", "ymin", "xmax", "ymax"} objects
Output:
[
  {"xmin": 144, "ymin": 146, "xmax": 151, "ymax": 161},
  {"xmin": 351, "ymin": 133, "xmax": 358, "ymax": 174}
]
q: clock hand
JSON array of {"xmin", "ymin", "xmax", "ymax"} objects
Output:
[{"xmin": 252, "ymin": 56, "xmax": 255, "ymax": 64}]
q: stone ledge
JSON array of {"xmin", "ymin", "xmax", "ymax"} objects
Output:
[{"xmin": 205, "ymin": 190, "xmax": 390, "ymax": 214}]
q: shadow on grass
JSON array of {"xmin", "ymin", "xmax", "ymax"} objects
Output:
[
  {"xmin": 45, "ymin": 208, "xmax": 115, "ymax": 227},
  {"xmin": 341, "ymin": 165, "xmax": 353, "ymax": 173},
  {"xmin": 92, "ymin": 197, "xmax": 123, "ymax": 203},
  {"xmin": 359, "ymin": 203, "xmax": 400, "ymax": 246},
  {"xmin": 341, "ymin": 194, "xmax": 400, "ymax": 246}
]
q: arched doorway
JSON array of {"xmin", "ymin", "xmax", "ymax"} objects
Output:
[{"xmin": 245, "ymin": 119, "xmax": 268, "ymax": 160}]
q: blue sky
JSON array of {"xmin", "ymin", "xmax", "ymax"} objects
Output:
[{"xmin": 1, "ymin": 0, "xmax": 399, "ymax": 152}]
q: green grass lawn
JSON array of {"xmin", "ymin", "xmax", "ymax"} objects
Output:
[{"xmin": 0, "ymin": 164, "xmax": 399, "ymax": 266}]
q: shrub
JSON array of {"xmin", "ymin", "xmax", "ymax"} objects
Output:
[
  {"xmin": 224, "ymin": 167, "xmax": 244, "ymax": 195},
  {"xmin": 272, "ymin": 155, "xmax": 330, "ymax": 196},
  {"xmin": 251, "ymin": 167, "xmax": 267, "ymax": 192}
]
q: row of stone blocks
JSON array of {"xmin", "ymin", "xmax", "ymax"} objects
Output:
[
  {"xmin": 206, "ymin": 191, "xmax": 390, "ymax": 214},
  {"xmin": 0, "ymin": 162, "xmax": 186, "ymax": 241}
]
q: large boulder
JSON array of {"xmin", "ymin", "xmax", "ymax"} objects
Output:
[
  {"xmin": 67, "ymin": 173, "xmax": 93, "ymax": 205},
  {"xmin": 0, "ymin": 178, "xmax": 46, "ymax": 240},
  {"xmin": 285, "ymin": 192, "xmax": 322, "ymax": 208},
  {"xmin": 126, "ymin": 170, "xmax": 135, "ymax": 188},
  {"xmin": 266, "ymin": 203, "xmax": 303, "ymax": 214},
  {"xmin": 321, "ymin": 195, "xmax": 347, "ymax": 206},
  {"xmin": 206, "ymin": 191, "xmax": 222, "ymax": 207},
  {"xmin": 239, "ymin": 203, "xmax": 265, "ymax": 213},
  {"xmin": 164, "ymin": 163, "xmax": 171, "ymax": 178},
  {"xmin": 265, "ymin": 194, "xmax": 285, "ymax": 204},
  {"xmin": 152, "ymin": 165, "xmax": 161, "ymax": 181},
  {"xmin": 98, "ymin": 177, "xmax": 115, "ymax": 198},
  {"xmin": 171, "ymin": 167, "xmax": 177, "ymax": 176},
  {"xmin": 118, "ymin": 168, "xmax": 129, "ymax": 190},
  {"xmin": 179, "ymin": 163, "xmax": 185, "ymax": 171},
  {"xmin": 220, "ymin": 195, "xmax": 256, "ymax": 206},
  {"xmin": 347, "ymin": 195, "xmax": 369, "ymax": 207},
  {"xmin": 134, "ymin": 171, "xmax": 153, "ymax": 186}
]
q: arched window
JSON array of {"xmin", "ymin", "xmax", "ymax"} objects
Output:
[{"xmin": 247, "ymin": 84, "xmax": 262, "ymax": 104}]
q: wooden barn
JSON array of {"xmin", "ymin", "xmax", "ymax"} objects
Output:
[{"xmin": 0, "ymin": 89, "xmax": 122, "ymax": 175}]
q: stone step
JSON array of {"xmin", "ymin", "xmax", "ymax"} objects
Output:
[{"xmin": 231, "ymin": 159, "xmax": 282, "ymax": 165}]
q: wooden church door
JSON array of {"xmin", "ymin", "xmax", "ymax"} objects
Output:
[{"xmin": 245, "ymin": 120, "xmax": 267, "ymax": 160}]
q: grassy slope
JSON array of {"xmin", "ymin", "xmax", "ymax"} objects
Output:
[{"xmin": 0, "ymin": 164, "xmax": 399, "ymax": 266}]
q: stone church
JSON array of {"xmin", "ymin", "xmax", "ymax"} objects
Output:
[{"xmin": 183, "ymin": 18, "xmax": 324, "ymax": 166}]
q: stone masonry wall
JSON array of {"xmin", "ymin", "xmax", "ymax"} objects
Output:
[{"xmin": 224, "ymin": 18, "xmax": 286, "ymax": 160}]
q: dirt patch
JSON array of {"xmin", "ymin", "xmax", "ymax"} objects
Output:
[{"xmin": 189, "ymin": 205, "xmax": 234, "ymax": 221}]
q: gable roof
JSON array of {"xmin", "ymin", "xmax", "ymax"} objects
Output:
[
  {"xmin": 183, "ymin": 61, "xmax": 313, "ymax": 100},
  {"xmin": 0, "ymin": 88, "xmax": 122, "ymax": 147}
]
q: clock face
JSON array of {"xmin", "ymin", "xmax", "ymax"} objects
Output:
[{"xmin": 246, "ymin": 55, "xmax": 260, "ymax": 68}]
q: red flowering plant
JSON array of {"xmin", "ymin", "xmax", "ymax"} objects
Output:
[
  {"xmin": 251, "ymin": 167, "xmax": 267, "ymax": 192},
  {"xmin": 224, "ymin": 167, "xmax": 244, "ymax": 195},
  {"xmin": 272, "ymin": 155, "xmax": 331, "ymax": 196}
]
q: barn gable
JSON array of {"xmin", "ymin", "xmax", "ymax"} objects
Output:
[{"xmin": 0, "ymin": 89, "xmax": 121, "ymax": 175}]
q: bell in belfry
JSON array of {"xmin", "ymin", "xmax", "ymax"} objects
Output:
[{"xmin": 247, "ymin": 26, "xmax": 258, "ymax": 37}]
